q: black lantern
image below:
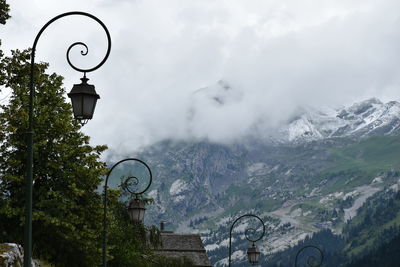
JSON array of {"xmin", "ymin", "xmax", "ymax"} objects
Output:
[
  {"xmin": 128, "ymin": 197, "xmax": 146, "ymax": 223},
  {"xmin": 68, "ymin": 75, "xmax": 100, "ymax": 125},
  {"xmin": 247, "ymin": 243, "xmax": 260, "ymax": 265}
]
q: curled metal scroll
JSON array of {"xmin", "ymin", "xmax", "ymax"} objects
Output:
[
  {"xmin": 32, "ymin": 11, "xmax": 112, "ymax": 74},
  {"xmin": 120, "ymin": 175, "xmax": 150, "ymax": 195},
  {"xmin": 120, "ymin": 175, "xmax": 139, "ymax": 194},
  {"xmin": 295, "ymin": 245, "xmax": 324, "ymax": 267},
  {"xmin": 228, "ymin": 214, "xmax": 266, "ymax": 267},
  {"xmin": 245, "ymin": 227, "xmax": 260, "ymax": 243},
  {"xmin": 66, "ymin": 42, "xmax": 89, "ymax": 72},
  {"xmin": 106, "ymin": 158, "xmax": 153, "ymax": 196}
]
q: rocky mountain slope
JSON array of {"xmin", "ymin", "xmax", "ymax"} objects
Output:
[
  {"xmin": 108, "ymin": 98, "xmax": 400, "ymax": 266},
  {"xmin": 279, "ymin": 98, "xmax": 400, "ymax": 143}
]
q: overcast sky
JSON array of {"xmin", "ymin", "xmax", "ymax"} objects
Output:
[{"xmin": 2, "ymin": 0, "xmax": 400, "ymax": 154}]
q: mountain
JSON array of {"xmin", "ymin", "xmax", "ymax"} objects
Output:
[
  {"xmin": 108, "ymin": 98, "xmax": 400, "ymax": 266},
  {"xmin": 279, "ymin": 98, "xmax": 400, "ymax": 143}
]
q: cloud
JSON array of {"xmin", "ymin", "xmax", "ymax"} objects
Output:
[{"xmin": 3, "ymin": 0, "xmax": 400, "ymax": 153}]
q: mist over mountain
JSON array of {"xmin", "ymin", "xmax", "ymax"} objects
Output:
[
  {"xmin": 187, "ymin": 83, "xmax": 400, "ymax": 145},
  {"xmin": 106, "ymin": 78, "xmax": 400, "ymax": 159}
]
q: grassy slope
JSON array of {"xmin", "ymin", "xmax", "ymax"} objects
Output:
[
  {"xmin": 320, "ymin": 136, "xmax": 400, "ymax": 258},
  {"xmin": 320, "ymin": 135, "xmax": 400, "ymax": 193},
  {"xmin": 328, "ymin": 135, "xmax": 400, "ymax": 173}
]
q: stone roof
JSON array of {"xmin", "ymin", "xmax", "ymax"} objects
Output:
[{"xmin": 155, "ymin": 233, "xmax": 212, "ymax": 267}]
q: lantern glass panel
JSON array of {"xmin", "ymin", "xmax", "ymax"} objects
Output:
[
  {"xmin": 128, "ymin": 208, "xmax": 138, "ymax": 222},
  {"xmin": 82, "ymin": 94, "xmax": 97, "ymax": 118},
  {"xmin": 128, "ymin": 199, "xmax": 146, "ymax": 223},
  {"xmin": 68, "ymin": 76, "xmax": 100, "ymax": 124},
  {"xmin": 247, "ymin": 244, "xmax": 260, "ymax": 265},
  {"xmin": 70, "ymin": 94, "xmax": 83, "ymax": 119}
]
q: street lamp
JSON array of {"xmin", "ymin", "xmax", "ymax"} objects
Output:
[
  {"xmin": 67, "ymin": 74, "xmax": 100, "ymax": 125},
  {"xmin": 25, "ymin": 11, "xmax": 111, "ymax": 267},
  {"xmin": 247, "ymin": 243, "xmax": 261, "ymax": 265},
  {"xmin": 102, "ymin": 158, "xmax": 153, "ymax": 267},
  {"xmin": 128, "ymin": 197, "xmax": 146, "ymax": 223},
  {"xmin": 228, "ymin": 214, "xmax": 266, "ymax": 266},
  {"xmin": 295, "ymin": 245, "xmax": 324, "ymax": 267}
]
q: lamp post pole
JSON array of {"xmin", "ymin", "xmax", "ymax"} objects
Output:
[
  {"xmin": 102, "ymin": 158, "xmax": 153, "ymax": 267},
  {"xmin": 25, "ymin": 11, "xmax": 111, "ymax": 267},
  {"xmin": 228, "ymin": 214, "xmax": 266, "ymax": 266}
]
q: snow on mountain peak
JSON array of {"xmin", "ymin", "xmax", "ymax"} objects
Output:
[{"xmin": 280, "ymin": 98, "xmax": 400, "ymax": 143}]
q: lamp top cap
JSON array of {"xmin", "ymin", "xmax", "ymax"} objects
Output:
[
  {"xmin": 248, "ymin": 243, "xmax": 260, "ymax": 253},
  {"xmin": 68, "ymin": 74, "xmax": 99, "ymax": 98}
]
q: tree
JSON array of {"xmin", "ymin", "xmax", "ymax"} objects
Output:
[
  {"xmin": 106, "ymin": 197, "xmax": 159, "ymax": 267},
  {"xmin": 0, "ymin": 0, "xmax": 10, "ymax": 26},
  {"xmin": 0, "ymin": 0, "xmax": 10, "ymax": 86},
  {"xmin": 0, "ymin": 3, "xmax": 112, "ymax": 266},
  {"xmin": 0, "ymin": 48, "xmax": 108, "ymax": 266}
]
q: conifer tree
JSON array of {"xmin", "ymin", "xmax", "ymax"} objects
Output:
[{"xmin": 0, "ymin": 49, "xmax": 108, "ymax": 266}]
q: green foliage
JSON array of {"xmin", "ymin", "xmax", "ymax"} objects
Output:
[
  {"xmin": 342, "ymin": 190, "xmax": 400, "ymax": 257},
  {"xmin": 0, "ymin": 49, "xmax": 107, "ymax": 266},
  {"xmin": 345, "ymin": 231, "xmax": 400, "ymax": 267},
  {"xmin": 105, "ymin": 191, "xmax": 158, "ymax": 267},
  {"xmin": 0, "ymin": 0, "xmax": 10, "ymax": 25},
  {"xmin": 0, "ymin": 0, "xmax": 9, "ymax": 86}
]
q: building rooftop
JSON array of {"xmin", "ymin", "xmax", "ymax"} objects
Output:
[{"xmin": 155, "ymin": 233, "xmax": 212, "ymax": 267}]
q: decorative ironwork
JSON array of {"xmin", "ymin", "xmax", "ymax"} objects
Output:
[
  {"xmin": 228, "ymin": 214, "xmax": 266, "ymax": 266},
  {"xmin": 295, "ymin": 245, "xmax": 324, "ymax": 267},
  {"xmin": 118, "ymin": 161, "xmax": 152, "ymax": 195},
  {"xmin": 245, "ymin": 227, "xmax": 260, "ymax": 243},
  {"xmin": 102, "ymin": 158, "xmax": 153, "ymax": 267},
  {"xmin": 24, "ymin": 11, "xmax": 111, "ymax": 267},
  {"xmin": 120, "ymin": 175, "xmax": 140, "ymax": 195}
]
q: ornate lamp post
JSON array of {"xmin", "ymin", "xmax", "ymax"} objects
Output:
[
  {"xmin": 228, "ymin": 214, "xmax": 266, "ymax": 266},
  {"xmin": 25, "ymin": 11, "xmax": 111, "ymax": 267},
  {"xmin": 295, "ymin": 245, "xmax": 324, "ymax": 267},
  {"xmin": 102, "ymin": 158, "xmax": 153, "ymax": 267}
]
